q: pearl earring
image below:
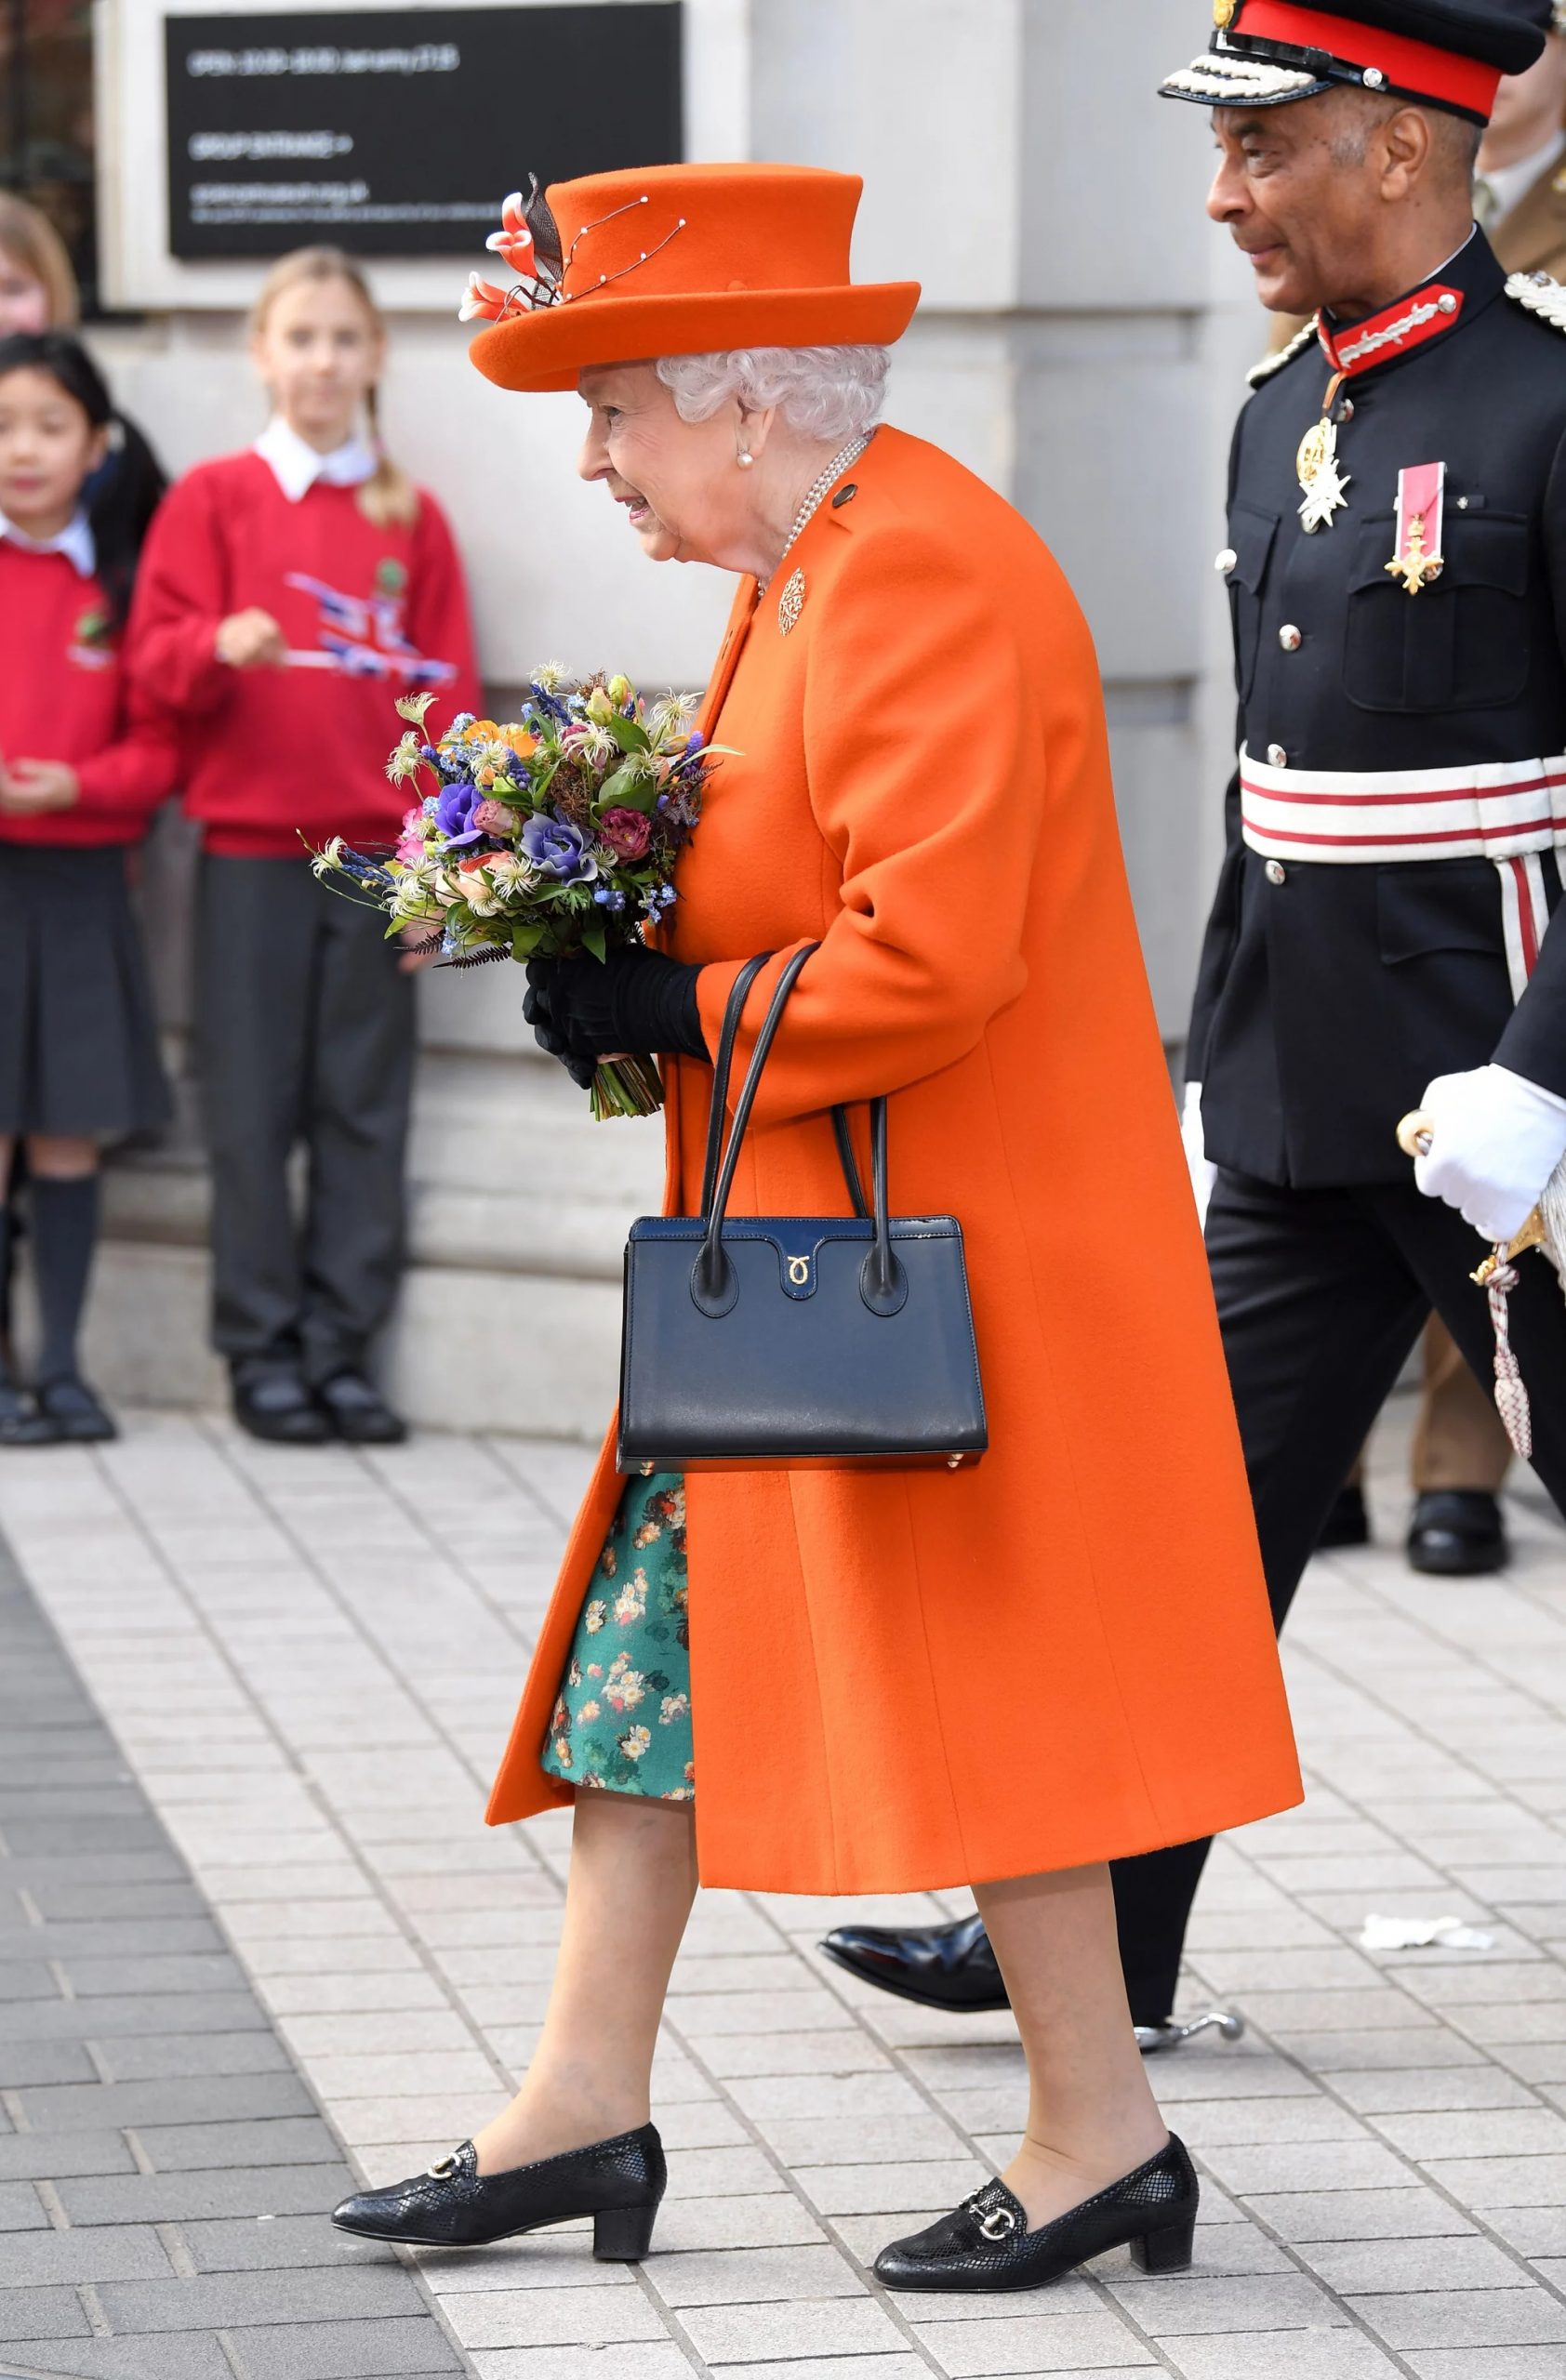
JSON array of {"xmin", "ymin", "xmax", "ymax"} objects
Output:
[{"xmin": 737, "ymin": 449, "xmax": 754, "ymax": 469}]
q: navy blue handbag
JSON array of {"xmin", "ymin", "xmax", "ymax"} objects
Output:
[{"xmin": 617, "ymin": 944, "xmax": 988, "ymax": 1474}]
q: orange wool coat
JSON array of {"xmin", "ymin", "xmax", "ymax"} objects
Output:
[{"xmin": 487, "ymin": 425, "xmax": 1302, "ymax": 1894}]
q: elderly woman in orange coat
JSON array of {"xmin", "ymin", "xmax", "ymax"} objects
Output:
[{"xmin": 332, "ymin": 162, "xmax": 1302, "ymax": 2297}]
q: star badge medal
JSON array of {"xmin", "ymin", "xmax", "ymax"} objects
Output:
[
  {"xmin": 1385, "ymin": 460, "xmax": 1446, "ymax": 595},
  {"xmin": 1296, "ymin": 411, "xmax": 1351, "ymax": 533}
]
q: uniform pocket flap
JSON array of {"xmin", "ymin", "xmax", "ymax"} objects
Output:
[
  {"xmin": 1228, "ymin": 500, "xmax": 1280, "ymax": 593},
  {"xmin": 1350, "ymin": 511, "xmax": 1530, "ymax": 597},
  {"xmin": 1377, "ymin": 863, "xmax": 1505, "ymax": 963}
]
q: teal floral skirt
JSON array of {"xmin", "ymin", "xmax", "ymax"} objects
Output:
[{"xmin": 540, "ymin": 1472, "xmax": 695, "ymax": 1801}]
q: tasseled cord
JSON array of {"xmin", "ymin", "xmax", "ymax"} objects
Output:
[{"xmin": 1486, "ymin": 1256, "xmax": 1533, "ymax": 1461}]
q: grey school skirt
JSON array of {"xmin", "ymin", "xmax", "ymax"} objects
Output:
[{"xmin": 0, "ymin": 844, "xmax": 171, "ymax": 1139}]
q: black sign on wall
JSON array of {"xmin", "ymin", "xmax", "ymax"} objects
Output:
[{"xmin": 165, "ymin": 5, "xmax": 683, "ymax": 259}]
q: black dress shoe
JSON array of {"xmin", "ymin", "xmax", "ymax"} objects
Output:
[
  {"xmin": 36, "ymin": 1375, "xmax": 117, "ymax": 1444},
  {"xmin": 330, "ymin": 2128, "xmax": 665, "ymax": 2259},
  {"xmin": 1407, "ymin": 1489, "xmax": 1508, "ymax": 1577},
  {"xmin": 232, "ymin": 1367, "xmax": 331, "ymax": 1446},
  {"xmin": 820, "ymin": 1912, "xmax": 1010, "ymax": 2013},
  {"xmin": 315, "ymin": 1368, "xmax": 408, "ymax": 1446},
  {"xmin": 874, "ymin": 2135, "xmax": 1198, "ymax": 2294},
  {"xmin": 0, "ymin": 1381, "xmax": 59, "ymax": 1447},
  {"xmin": 1316, "ymin": 1481, "xmax": 1371, "ymax": 1550}
]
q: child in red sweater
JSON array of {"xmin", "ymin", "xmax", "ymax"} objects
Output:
[
  {"xmin": 0, "ymin": 332, "xmax": 175, "ymax": 1445},
  {"xmin": 131, "ymin": 248, "xmax": 479, "ymax": 1446}
]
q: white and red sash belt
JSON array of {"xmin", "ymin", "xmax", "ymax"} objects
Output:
[{"xmin": 1239, "ymin": 743, "xmax": 1564, "ymax": 999}]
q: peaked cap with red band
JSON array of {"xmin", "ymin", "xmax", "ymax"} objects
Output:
[
  {"xmin": 1160, "ymin": 0, "xmax": 1550, "ymax": 125},
  {"xmin": 468, "ymin": 163, "xmax": 920, "ymax": 395}
]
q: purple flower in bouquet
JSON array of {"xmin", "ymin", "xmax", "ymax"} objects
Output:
[
  {"xmin": 599, "ymin": 806, "xmax": 653, "ymax": 862},
  {"xmin": 522, "ymin": 812, "xmax": 598, "ymax": 883},
  {"xmin": 433, "ymin": 781, "xmax": 485, "ymax": 847}
]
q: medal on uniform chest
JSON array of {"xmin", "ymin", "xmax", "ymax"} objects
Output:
[
  {"xmin": 1385, "ymin": 460, "xmax": 1446, "ymax": 595},
  {"xmin": 1296, "ymin": 370, "xmax": 1351, "ymax": 533}
]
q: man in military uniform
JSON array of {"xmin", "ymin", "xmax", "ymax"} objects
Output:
[{"xmin": 824, "ymin": 0, "xmax": 1566, "ymax": 2048}]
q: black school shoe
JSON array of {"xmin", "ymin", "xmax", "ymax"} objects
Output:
[
  {"xmin": 875, "ymin": 2135, "xmax": 1198, "ymax": 2294},
  {"xmin": 0, "ymin": 1380, "xmax": 59, "ymax": 1447},
  {"xmin": 821, "ymin": 1911, "xmax": 1011, "ymax": 2013},
  {"xmin": 330, "ymin": 2128, "xmax": 665, "ymax": 2259},
  {"xmin": 232, "ymin": 1365, "xmax": 331, "ymax": 1446},
  {"xmin": 314, "ymin": 1368, "xmax": 407, "ymax": 1446},
  {"xmin": 1407, "ymin": 1489, "xmax": 1509, "ymax": 1576},
  {"xmin": 36, "ymin": 1376, "xmax": 117, "ymax": 1444}
]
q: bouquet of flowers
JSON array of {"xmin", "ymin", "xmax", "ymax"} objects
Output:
[{"xmin": 312, "ymin": 669, "xmax": 718, "ymax": 1118}]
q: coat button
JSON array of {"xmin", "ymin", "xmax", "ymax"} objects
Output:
[
  {"xmin": 1267, "ymin": 743, "xmax": 1288, "ymax": 767},
  {"xmin": 1215, "ymin": 547, "xmax": 1238, "ymax": 573},
  {"xmin": 1265, "ymin": 859, "xmax": 1287, "ymax": 885},
  {"xmin": 1279, "ymin": 624, "xmax": 1302, "ymax": 652}
]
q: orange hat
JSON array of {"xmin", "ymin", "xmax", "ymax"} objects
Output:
[{"xmin": 467, "ymin": 162, "xmax": 920, "ymax": 394}]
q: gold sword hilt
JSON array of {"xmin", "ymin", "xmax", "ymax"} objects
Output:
[{"xmin": 1396, "ymin": 1109, "xmax": 1547, "ymax": 1284}]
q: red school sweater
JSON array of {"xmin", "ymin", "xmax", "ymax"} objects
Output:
[
  {"xmin": 126, "ymin": 453, "xmax": 481, "ymax": 859},
  {"xmin": 0, "ymin": 543, "xmax": 178, "ymax": 848}
]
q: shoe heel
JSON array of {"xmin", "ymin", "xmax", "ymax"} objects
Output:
[
  {"xmin": 1131, "ymin": 2215, "xmax": 1195, "ymax": 2273},
  {"xmin": 593, "ymin": 2202, "xmax": 657, "ymax": 2261}
]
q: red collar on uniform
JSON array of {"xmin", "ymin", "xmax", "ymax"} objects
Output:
[{"xmin": 1317, "ymin": 280, "xmax": 1465, "ymax": 377}]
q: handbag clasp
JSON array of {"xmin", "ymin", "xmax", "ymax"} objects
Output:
[{"xmin": 788, "ymin": 1256, "xmax": 811, "ymax": 1288}]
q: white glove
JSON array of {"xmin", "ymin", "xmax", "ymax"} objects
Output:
[
  {"xmin": 1181, "ymin": 1079, "xmax": 1218, "ymax": 1226},
  {"xmin": 1413, "ymin": 1063, "xmax": 1566, "ymax": 1244}
]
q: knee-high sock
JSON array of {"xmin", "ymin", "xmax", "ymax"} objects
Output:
[{"xmin": 31, "ymin": 1176, "xmax": 100, "ymax": 1385}]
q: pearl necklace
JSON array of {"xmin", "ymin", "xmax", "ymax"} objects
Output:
[{"xmin": 758, "ymin": 428, "xmax": 876, "ymax": 595}]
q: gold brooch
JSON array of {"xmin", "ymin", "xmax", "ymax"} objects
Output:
[{"xmin": 777, "ymin": 568, "xmax": 806, "ymax": 635}]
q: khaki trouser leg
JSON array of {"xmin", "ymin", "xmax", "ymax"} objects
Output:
[{"xmin": 1411, "ymin": 1312, "xmax": 1513, "ymax": 1495}]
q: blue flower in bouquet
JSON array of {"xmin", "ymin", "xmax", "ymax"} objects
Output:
[
  {"xmin": 522, "ymin": 812, "xmax": 598, "ymax": 883},
  {"xmin": 433, "ymin": 781, "xmax": 485, "ymax": 847}
]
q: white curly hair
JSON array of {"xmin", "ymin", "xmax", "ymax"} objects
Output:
[{"xmin": 654, "ymin": 345, "xmax": 890, "ymax": 444}]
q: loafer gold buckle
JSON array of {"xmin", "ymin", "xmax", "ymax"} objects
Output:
[{"xmin": 978, "ymin": 2204, "xmax": 1017, "ymax": 2241}]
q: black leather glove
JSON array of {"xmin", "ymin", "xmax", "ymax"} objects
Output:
[{"xmin": 524, "ymin": 944, "xmax": 707, "ymax": 1084}]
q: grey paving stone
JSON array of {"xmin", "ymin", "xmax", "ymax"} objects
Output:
[
  {"xmin": 1297, "ymin": 2235, "xmax": 1533, "ymax": 2294},
  {"xmin": 1, "ymin": 2227, "xmax": 175, "ymax": 2283},
  {"xmin": 57, "ymin": 1955, "xmax": 248, "ymax": 1999},
  {"xmin": 646, "ymin": 2243, "xmax": 865, "ymax": 2307},
  {"xmin": 1, "ymin": 1991, "xmax": 265, "ymax": 2043},
  {"xmin": 1347, "ymin": 2286, "xmax": 1566, "ymax": 2349},
  {"xmin": 57, "ymin": 2161, "xmax": 357, "ymax": 2228},
  {"xmin": 0, "ymin": 1962, "xmax": 60, "ymax": 2003},
  {"xmin": 94, "ymin": 2031, "xmax": 291, "ymax": 2082},
  {"xmin": 672, "ymin": 2294, "xmax": 908, "ymax": 2362},
  {"xmin": 177, "ymin": 2215, "xmax": 390, "ymax": 2271},
  {"xmin": 469, "ymin": 2353, "xmax": 696, "ymax": 2380},
  {"xmin": 95, "ymin": 2264, "xmax": 427, "ymax": 2332},
  {"xmin": 0, "ymin": 1920, "xmax": 226, "ymax": 1960},
  {"xmin": 1100, "ymin": 2270, "xmax": 1348, "ymax": 2334},
  {"xmin": 1146, "ymin": 2334, "xmax": 1404, "ymax": 2377},
  {"xmin": 1242, "ymin": 2188, "xmax": 1479, "ymax": 2242},
  {"xmin": 0, "ymin": 2283, "xmax": 94, "ymax": 2338},
  {"xmin": 23, "ymin": 1882, "xmax": 209, "ymax": 1922},
  {"xmin": 223, "ymin": 2318, "xmax": 465, "ymax": 2376},
  {"xmin": 0, "ymin": 2042, "xmax": 98, "ymax": 2088},
  {"xmin": 16, "ymin": 2074, "xmax": 313, "ymax": 2133},
  {"xmin": 0, "ymin": 2179, "xmax": 46, "ymax": 2229},
  {"xmin": 0, "ymin": 2336, "xmax": 238, "ymax": 2378},
  {"xmin": 0, "ymin": 2132, "xmax": 137, "ymax": 2181},
  {"xmin": 904, "ymin": 2308, "xmax": 1165, "ymax": 2374},
  {"xmin": 1405, "ymin": 2354, "xmax": 1566, "ymax": 2379},
  {"xmin": 129, "ymin": 2116, "xmax": 342, "ymax": 2172}
]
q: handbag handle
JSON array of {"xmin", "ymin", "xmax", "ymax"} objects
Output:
[
  {"xmin": 698, "ymin": 950, "xmax": 774, "ymax": 1215},
  {"xmin": 693, "ymin": 945, "xmax": 906, "ymax": 1317}
]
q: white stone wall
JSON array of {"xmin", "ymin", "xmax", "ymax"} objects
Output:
[{"xmin": 73, "ymin": 0, "xmax": 1257, "ymax": 1432}]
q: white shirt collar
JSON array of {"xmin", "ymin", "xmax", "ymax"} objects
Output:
[
  {"xmin": 0, "ymin": 508, "xmax": 96, "ymax": 578},
  {"xmin": 1478, "ymin": 128, "xmax": 1566, "ymax": 233},
  {"xmin": 254, "ymin": 416, "xmax": 378, "ymax": 503}
]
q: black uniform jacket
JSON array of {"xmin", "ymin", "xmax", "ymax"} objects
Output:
[{"xmin": 1191, "ymin": 231, "xmax": 1566, "ymax": 1187}]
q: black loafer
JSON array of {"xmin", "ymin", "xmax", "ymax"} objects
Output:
[
  {"xmin": 1407, "ymin": 1489, "xmax": 1508, "ymax": 1577},
  {"xmin": 1316, "ymin": 1481, "xmax": 1371, "ymax": 1551},
  {"xmin": 820, "ymin": 1911, "xmax": 1011, "ymax": 2013},
  {"xmin": 314, "ymin": 1368, "xmax": 407, "ymax": 1446},
  {"xmin": 874, "ymin": 2135, "xmax": 1198, "ymax": 2294},
  {"xmin": 36, "ymin": 1375, "xmax": 117, "ymax": 1444},
  {"xmin": 330, "ymin": 2128, "xmax": 665, "ymax": 2259},
  {"xmin": 232, "ymin": 1367, "xmax": 331, "ymax": 1446},
  {"xmin": 0, "ymin": 1381, "xmax": 59, "ymax": 1448}
]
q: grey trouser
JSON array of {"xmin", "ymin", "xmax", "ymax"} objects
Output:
[{"xmin": 193, "ymin": 854, "xmax": 415, "ymax": 1382}]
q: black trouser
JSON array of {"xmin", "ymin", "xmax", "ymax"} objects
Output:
[
  {"xmin": 194, "ymin": 855, "xmax": 415, "ymax": 1385},
  {"xmin": 1112, "ymin": 1168, "xmax": 1566, "ymax": 2026}
]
